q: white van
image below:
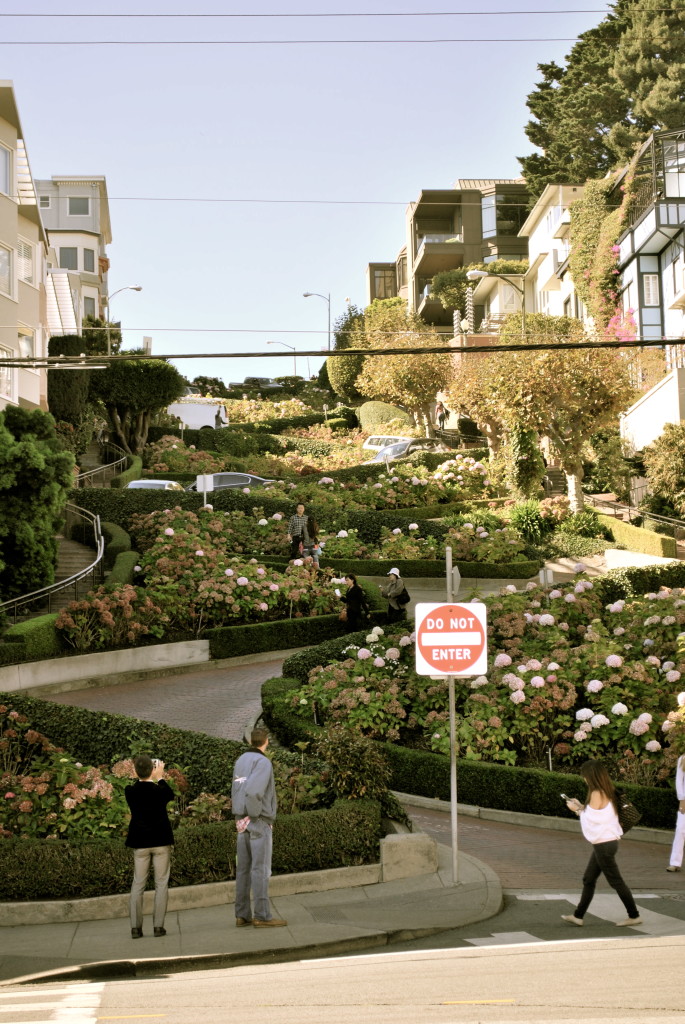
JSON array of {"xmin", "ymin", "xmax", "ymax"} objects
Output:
[
  {"xmin": 167, "ymin": 399, "xmax": 229, "ymax": 430},
  {"xmin": 362, "ymin": 434, "xmax": 414, "ymax": 452}
]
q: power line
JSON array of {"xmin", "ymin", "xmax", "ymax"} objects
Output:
[
  {"xmin": 0, "ymin": 37, "xmax": 582, "ymax": 45},
  {"xmin": 2, "ymin": 336, "xmax": 683, "ymax": 367},
  {"xmin": 0, "ymin": 8, "xmax": 677, "ymax": 16}
]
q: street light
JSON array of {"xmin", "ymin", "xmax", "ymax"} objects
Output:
[
  {"xmin": 106, "ymin": 285, "xmax": 143, "ymax": 355},
  {"xmin": 303, "ymin": 291, "xmax": 331, "ymax": 351},
  {"xmin": 466, "ymin": 269, "xmax": 526, "ymax": 335},
  {"xmin": 267, "ymin": 340, "xmax": 297, "ymax": 376}
]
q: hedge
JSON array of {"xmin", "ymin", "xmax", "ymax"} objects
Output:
[
  {"xmin": 260, "ymin": 677, "xmax": 676, "ymax": 829},
  {"xmin": 593, "ymin": 560, "xmax": 685, "ymax": 604},
  {"xmin": 71, "ymin": 486, "xmax": 295, "ymax": 529},
  {"xmin": 102, "ymin": 522, "xmax": 132, "ymax": 569},
  {"xmin": 3, "ymin": 613, "xmax": 64, "ymax": 661},
  {"xmin": 0, "ymin": 799, "xmax": 382, "ymax": 902},
  {"xmin": 310, "ymin": 557, "xmax": 541, "ymax": 580},
  {"xmin": 110, "ymin": 455, "xmax": 143, "ymax": 489},
  {"xmin": 599, "ymin": 514, "xmax": 677, "ymax": 559},
  {"xmin": 106, "ymin": 550, "xmax": 140, "ymax": 586}
]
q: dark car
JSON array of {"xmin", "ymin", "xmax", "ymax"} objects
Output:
[
  {"xmin": 185, "ymin": 472, "xmax": 275, "ymax": 492},
  {"xmin": 364, "ymin": 438, "xmax": 450, "ymax": 464},
  {"xmin": 243, "ymin": 377, "xmax": 283, "ymax": 390}
]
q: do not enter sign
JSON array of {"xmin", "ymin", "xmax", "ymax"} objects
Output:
[{"xmin": 415, "ymin": 602, "xmax": 488, "ymax": 676}]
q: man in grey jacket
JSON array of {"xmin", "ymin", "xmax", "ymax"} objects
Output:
[{"xmin": 231, "ymin": 728, "xmax": 287, "ymax": 928}]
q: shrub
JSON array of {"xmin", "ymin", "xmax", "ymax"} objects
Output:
[
  {"xmin": 314, "ymin": 728, "xmax": 391, "ymax": 800},
  {"xmin": 110, "ymin": 455, "xmax": 143, "ymax": 488},
  {"xmin": 508, "ymin": 500, "xmax": 549, "ymax": 543},
  {"xmin": 3, "ymin": 614, "xmax": 64, "ymax": 661},
  {"xmin": 358, "ymin": 401, "xmax": 413, "ymax": 431},
  {"xmin": 106, "ymin": 551, "xmax": 140, "ymax": 587},
  {"xmin": 559, "ymin": 508, "xmax": 612, "ymax": 539},
  {"xmin": 102, "ymin": 522, "xmax": 131, "ymax": 569}
]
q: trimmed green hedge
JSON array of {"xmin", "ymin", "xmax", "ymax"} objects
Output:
[
  {"xmin": 260, "ymin": 678, "xmax": 676, "ymax": 829},
  {"xmin": 0, "ymin": 799, "xmax": 382, "ymax": 901},
  {"xmin": 599, "ymin": 514, "xmax": 677, "ymax": 559},
  {"xmin": 102, "ymin": 522, "xmax": 131, "ymax": 569},
  {"xmin": 110, "ymin": 455, "xmax": 143, "ymax": 489},
  {"xmin": 593, "ymin": 560, "xmax": 685, "ymax": 604},
  {"xmin": 311, "ymin": 557, "xmax": 541, "ymax": 580},
  {"xmin": 106, "ymin": 550, "xmax": 140, "ymax": 586},
  {"xmin": 3, "ymin": 614, "xmax": 64, "ymax": 661},
  {"xmin": 71, "ymin": 486, "xmax": 295, "ymax": 529}
]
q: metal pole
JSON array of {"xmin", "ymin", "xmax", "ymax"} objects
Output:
[
  {"xmin": 327, "ymin": 293, "xmax": 331, "ymax": 351},
  {"xmin": 445, "ymin": 546, "xmax": 459, "ymax": 884}
]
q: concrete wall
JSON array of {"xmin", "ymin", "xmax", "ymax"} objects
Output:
[{"xmin": 620, "ymin": 367, "xmax": 685, "ymax": 451}]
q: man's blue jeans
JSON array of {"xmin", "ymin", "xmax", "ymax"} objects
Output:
[{"xmin": 235, "ymin": 821, "xmax": 273, "ymax": 922}]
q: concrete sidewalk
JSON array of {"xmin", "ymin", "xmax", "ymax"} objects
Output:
[{"xmin": 0, "ymin": 843, "xmax": 501, "ymax": 986}]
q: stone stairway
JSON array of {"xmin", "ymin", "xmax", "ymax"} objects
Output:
[
  {"xmin": 543, "ymin": 467, "xmax": 566, "ymax": 496},
  {"xmin": 78, "ymin": 440, "xmax": 103, "ymax": 473},
  {"xmin": 39, "ymin": 536, "xmax": 100, "ymax": 615}
]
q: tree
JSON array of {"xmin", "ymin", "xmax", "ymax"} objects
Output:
[
  {"xmin": 493, "ymin": 315, "xmax": 635, "ymax": 509},
  {"xmin": 642, "ymin": 422, "xmax": 685, "ymax": 514},
  {"xmin": 89, "ymin": 359, "xmax": 186, "ymax": 454},
  {"xmin": 431, "ymin": 260, "xmax": 529, "ymax": 314},
  {"xmin": 353, "ymin": 300, "xmax": 451, "ymax": 434},
  {"xmin": 0, "ymin": 407, "xmax": 74, "ymax": 601},
  {"xmin": 81, "ymin": 315, "xmax": 122, "ymax": 356},
  {"xmin": 518, "ymin": 0, "xmax": 657, "ymax": 200},
  {"xmin": 191, "ymin": 375, "xmax": 230, "ymax": 398},
  {"xmin": 327, "ymin": 303, "xmax": 366, "ymax": 402}
]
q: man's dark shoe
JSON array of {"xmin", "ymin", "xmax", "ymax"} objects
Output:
[
  {"xmin": 235, "ymin": 917, "xmax": 253, "ymax": 927},
  {"xmin": 253, "ymin": 918, "xmax": 287, "ymax": 928},
  {"xmin": 153, "ymin": 927, "xmax": 167, "ymax": 937},
  {"xmin": 131, "ymin": 927, "xmax": 143, "ymax": 939}
]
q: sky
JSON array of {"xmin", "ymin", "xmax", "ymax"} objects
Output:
[{"xmin": 1, "ymin": 0, "xmax": 614, "ymax": 385}]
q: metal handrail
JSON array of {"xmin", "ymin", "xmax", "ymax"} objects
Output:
[
  {"xmin": 74, "ymin": 441, "xmax": 128, "ymax": 488},
  {"xmin": 0, "ymin": 503, "xmax": 105, "ymax": 623},
  {"xmin": 586, "ymin": 494, "xmax": 685, "ymax": 546}
]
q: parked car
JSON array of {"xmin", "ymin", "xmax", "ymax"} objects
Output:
[
  {"xmin": 361, "ymin": 434, "xmax": 414, "ymax": 452},
  {"xmin": 185, "ymin": 472, "xmax": 275, "ymax": 492},
  {"xmin": 127, "ymin": 479, "xmax": 185, "ymax": 491},
  {"xmin": 364, "ymin": 438, "xmax": 450, "ymax": 464}
]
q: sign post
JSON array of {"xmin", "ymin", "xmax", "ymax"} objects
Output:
[
  {"xmin": 196, "ymin": 474, "xmax": 214, "ymax": 507},
  {"xmin": 415, "ymin": 560, "xmax": 487, "ymax": 884}
]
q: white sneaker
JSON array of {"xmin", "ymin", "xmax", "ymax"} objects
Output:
[
  {"xmin": 616, "ymin": 917, "xmax": 642, "ymax": 927},
  {"xmin": 561, "ymin": 914, "xmax": 584, "ymax": 926}
]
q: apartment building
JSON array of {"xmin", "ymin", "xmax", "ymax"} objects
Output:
[
  {"xmin": 0, "ymin": 82, "xmax": 51, "ymax": 413},
  {"xmin": 35, "ymin": 174, "xmax": 111, "ymax": 325},
  {"xmin": 366, "ymin": 179, "xmax": 529, "ymax": 329}
]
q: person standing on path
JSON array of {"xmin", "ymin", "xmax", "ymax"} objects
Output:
[
  {"xmin": 380, "ymin": 568, "xmax": 407, "ymax": 623},
  {"xmin": 304, "ymin": 514, "xmax": 321, "ymax": 567},
  {"xmin": 336, "ymin": 573, "xmax": 369, "ymax": 631},
  {"xmin": 562, "ymin": 759, "xmax": 642, "ymax": 928},
  {"xmin": 435, "ymin": 401, "xmax": 448, "ymax": 431},
  {"xmin": 286, "ymin": 503, "xmax": 309, "ymax": 560},
  {"xmin": 667, "ymin": 753, "xmax": 685, "ymax": 872},
  {"xmin": 125, "ymin": 754, "xmax": 175, "ymax": 939},
  {"xmin": 232, "ymin": 728, "xmax": 287, "ymax": 928}
]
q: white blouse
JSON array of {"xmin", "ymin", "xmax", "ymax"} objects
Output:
[{"xmin": 580, "ymin": 801, "xmax": 623, "ymax": 844}]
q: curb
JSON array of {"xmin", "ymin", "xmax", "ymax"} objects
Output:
[{"xmin": 395, "ymin": 791, "xmax": 673, "ymax": 845}]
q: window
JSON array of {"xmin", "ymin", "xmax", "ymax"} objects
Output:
[
  {"xmin": 39, "ymin": 195, "xmax": 50, "ymax": 209},
  {"xmin": 0, "ymin": 346, "xmax": 13, "ymax": 399},
  {"xmin": 0, "ymin": 145, "xmax": 9, "ymax": 196},
  {"xmin": 68, "ymin": 196, "xmax": 90, "ymax": 216},
  {"xmin": 0, "ymin": 245, "xmax": 11, "ymax": 296},
  {"xmin": 17, "ymin": 239, "xmax": 33, "ymax": 285},
  {"xmin": 18, "ymin": 329, "xmax": 34, "ymax": 359},
  {"xmin": 59, "ymin": 247, "xmax": 78, "ymax": 270},
  {"xmin": 83, "ymin": 296, "xmax": 96, "ymax": 318},
  {"xmin": 563, "ymin": 297, "xmax": 572, "ymax": 318},
  {"xmin": 374, "ymin": 268, "xmax": 396, "ymax": 299},
  {"xmin": 643, "ymin": 273, "xmax": 660, "ymax": 306},
  {"xmin": 83, "ymin": 248, "xmax": 95, "ymax": 273},
  {"xmin": 482, "ymin": 192, "xmax": 527, "ymax": 238}
]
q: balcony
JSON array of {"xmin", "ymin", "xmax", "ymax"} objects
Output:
[
  {"xmin": 413, "ymin": 233, "xmax": 464, "ymax": 276},
  {"xmin": 417, "ymin": 283, "xmax": 453, "ymax": 326}
]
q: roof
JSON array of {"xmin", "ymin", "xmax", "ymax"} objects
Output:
[{"xmin": 454, "ymin": 178, "xmax": 526, "ymax": 189}]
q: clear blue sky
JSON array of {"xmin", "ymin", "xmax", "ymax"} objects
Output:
[{"xmin": 1, "ymin": 1, "xmax": 612, "ymax": 384}]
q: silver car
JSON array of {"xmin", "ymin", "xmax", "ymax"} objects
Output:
[{"xmin": 127, "ymin": 479, "xmax": 185, "ymax": 491}]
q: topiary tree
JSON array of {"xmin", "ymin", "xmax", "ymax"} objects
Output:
[
  {"xmin": 89, "ymin": 359, "xmax": 186, "ymax": 454},
  {"xmin": 327, "ymin": 303, "xmax": 366, "ymax": 401},
  {"xmin": 358, "ymin": 401, "xmax": 413, "ymax": 432},
  {"xmin": 47, "ymin": 335, "xmax": 91, "ymax": 426},
  {"xmin": 0, "ymin": 407, "xmax": 74, "ymax": 601}
]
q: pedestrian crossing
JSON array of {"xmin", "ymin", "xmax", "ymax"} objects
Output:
[{"xmin": 0, "ymin": 982, "xmax": 103, "ymax": 1023}]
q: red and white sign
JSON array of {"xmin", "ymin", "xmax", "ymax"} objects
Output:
[{"xmin": 414, "ymin": 602, "xmax": 488, "ymax": 677}]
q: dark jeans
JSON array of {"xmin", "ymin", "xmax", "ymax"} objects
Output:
[
  {"xmin": 574, "ymin": 840, "xmax": 639, "ymax": 919},
  {"xmin": 387, "ymin": 604, "xmax": 406, "ymax": 623}
]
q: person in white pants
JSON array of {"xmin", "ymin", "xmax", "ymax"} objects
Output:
[{"xmin": 667, "ymin": 754, "xmax": 685, "ymax": 872}]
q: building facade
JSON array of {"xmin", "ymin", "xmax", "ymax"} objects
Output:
[
  {"xmin": 34, "ymin": 174, "xmax": 112, "ymax": 326},
  {"xmin": 0, "ymin": 82, "xmax": 50, "ymax": 413},
  {"xmin": 366, "ymin": 179, "xmax": 529, "ymax": 329}
]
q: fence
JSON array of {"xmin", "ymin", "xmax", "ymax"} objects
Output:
[{"xmin": 73, "ymin": 441, "xmax": 128, "ymax": 489}]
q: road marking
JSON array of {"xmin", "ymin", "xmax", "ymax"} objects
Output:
[
  {"xmin": 0, "ymin": 981, "xmax": 103, "ymax": 1023},
  {"xmin": 464, "ymin": 931, "xmax": 542, "ymax": 946},
  {"xmin": 98, "ymin": 1017, "xmax": 167, "ymax": 1020},
  {"xmin": 442, "ymin": 999, "xmax": 516, "ymax": 1005}
]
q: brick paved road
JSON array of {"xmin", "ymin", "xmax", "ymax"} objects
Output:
[
  {"xmin": 409, "ymin": 806, "xmax": 680, "ymax": 893},
  {"xmin": 48, "ymin": 657, "xmax": 284, "ymax": 742}
]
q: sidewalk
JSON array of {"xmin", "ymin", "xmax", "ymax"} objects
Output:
[{"xmin": 0, "ymin": 844, "xmax": 501, "ymax": 986}]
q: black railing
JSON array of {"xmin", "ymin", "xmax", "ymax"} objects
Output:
[{"xmin": 0, "ymin": 504, "xmax": 105, "ymax": 624}]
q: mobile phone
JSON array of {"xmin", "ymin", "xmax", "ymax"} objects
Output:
[{"xmin": 560, "ymin": 792, "xmax": 570, "ymax": 800}]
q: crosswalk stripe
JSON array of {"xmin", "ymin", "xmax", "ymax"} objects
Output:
[{"xmin": 464, "ymin": 931, "xmax": 542, "ymax": 946}]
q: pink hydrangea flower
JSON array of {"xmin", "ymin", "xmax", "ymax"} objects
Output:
[
  {"xmin": 530, "ymin": 676, "xmax": 545, "ymax": 687},
  {"xmin": 386, "ymin": 648, "xmax": 400, "ymax": 660},
  {"xmin": 586, "ymin": 680, "xmax": 603, "ymax": 693},
  {"xmin": 373, "ymin": 657, "xmax": 386, "ymax": 668},
  {"xmin": 392, "ymin": 528, "xmax": 402, "ymax": 535},
  {"xmin": 547, "ymin": 662, "xmax": 560, "ymax": 671},
  {"xmin": 269, "ymin": 583, "xmax": 279, "ymax": 591},
  {"xmin": 628, "ymin": 718, "xmax": 649, "ymax": 736},
  {"xmin": 257, "ymin": 568, "xmax": 266, "ymax": 576},
  {"xmin": 539, "ymin": 614, "xmax": 555, "ymax": 626},
  {"xmin": 258, "ymin": 602, "xmax": 268, "ymax": 611},
  {"xmin": 164, "ymin": 528, "xmax": 174, "ymax": 536},
  {"xmin": 195, "ymin": 550, "xmax": 204, "ymax": 557},
  {"xmin": 494, "ymin": 653, "xmax": 512, "ymax": 668},
  {"xmin": 605, "ymin": 654, "xmax": 623, "ymax": 668},
  {"xmin": 591, "ymin": 714, "xmax": 609, "ymax": 728},
  {"xmin": 509, "ymin": 690, "xmax": 525, "ymax": 704},
  {"xmin": 399, "ymin": 636, "xmax": 412, "ymax": 647},
  {"xmin": 357, "ymin": 648, "xmax": 372, "ymax": 660},
  {"xmin": 549, "ymin": 590, "xmax": 562, "ymax": 600},
  {"xmin": 527, "ymin": 659, "xmax": 542, "ymax": 670},
  {"xmin": 611, "ymin": 702, "xmax": 628, "ymax": 716},
  {"xmin": 573, "ymin": 731, "xmax": 587, "ymax": 742},
  {"xmin": 645, "ymin": 740, "xmax": 661, "ymax": 752},
  {"xmin": 225, "ymin": 568, "xmax": 234, "ymax": 576},
  {"xmin": 576, "ymin": 708, "xmax": 593, "ymax": 721},
  {"xmin": 236, "ymin": 577, "xmax": 249, "ymax": 586},
  {"xmin": 666, "ymin": 670, "xmax": 682, "ymax": 683},
  {"xmin": 564, "ymin": 594, "xmax": 576, "ymax": 603},
  {"xmin": 293, "ymin": 559, "xmax": 303, "ymax": 566},
  {"xmin": 272, "ymin": 513, "xmax": 283, "ymax": 520}
]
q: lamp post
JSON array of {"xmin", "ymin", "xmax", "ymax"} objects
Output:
[
  {"xmin": 303, "ymin": 291, "xmax": 331, "ymax": 351},
  {"xmin": 105, "ymin": 285, "xmax": 142, "ymax": 356},
  {"xmin": 267, "ymin": 340, "xmax": 297, "ymax": 376},
  {"xmin": 466, "ymin": 269, "xmax": 526, "ymax": 335}
]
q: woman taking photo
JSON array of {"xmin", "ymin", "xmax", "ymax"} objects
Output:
[
  {"xmin": 337, "ymin": 574, "xmax": 369, "ymax": 632},
  {"xmin": 562, "ymin": 759, "xmax": 642, "ymax": 928}
]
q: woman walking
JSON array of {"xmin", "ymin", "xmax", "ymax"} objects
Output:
[
  {"xmin": 667, "ymin": 753, "xmax": 685, "ymax": 872},
  {"xmin": 562, "ymin": 760, "xmax": 641, "ymax": 927},
  {"xmin": 304, "ymin": 515, "xmax": 321, "ymax": 567},
  {"xmin": 380, "ymin": 568, "xmax": 408, "ymax": 624},
  {"xmin": 337, "ymin": 574, "xmax": 369, "ymax": 632}
]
